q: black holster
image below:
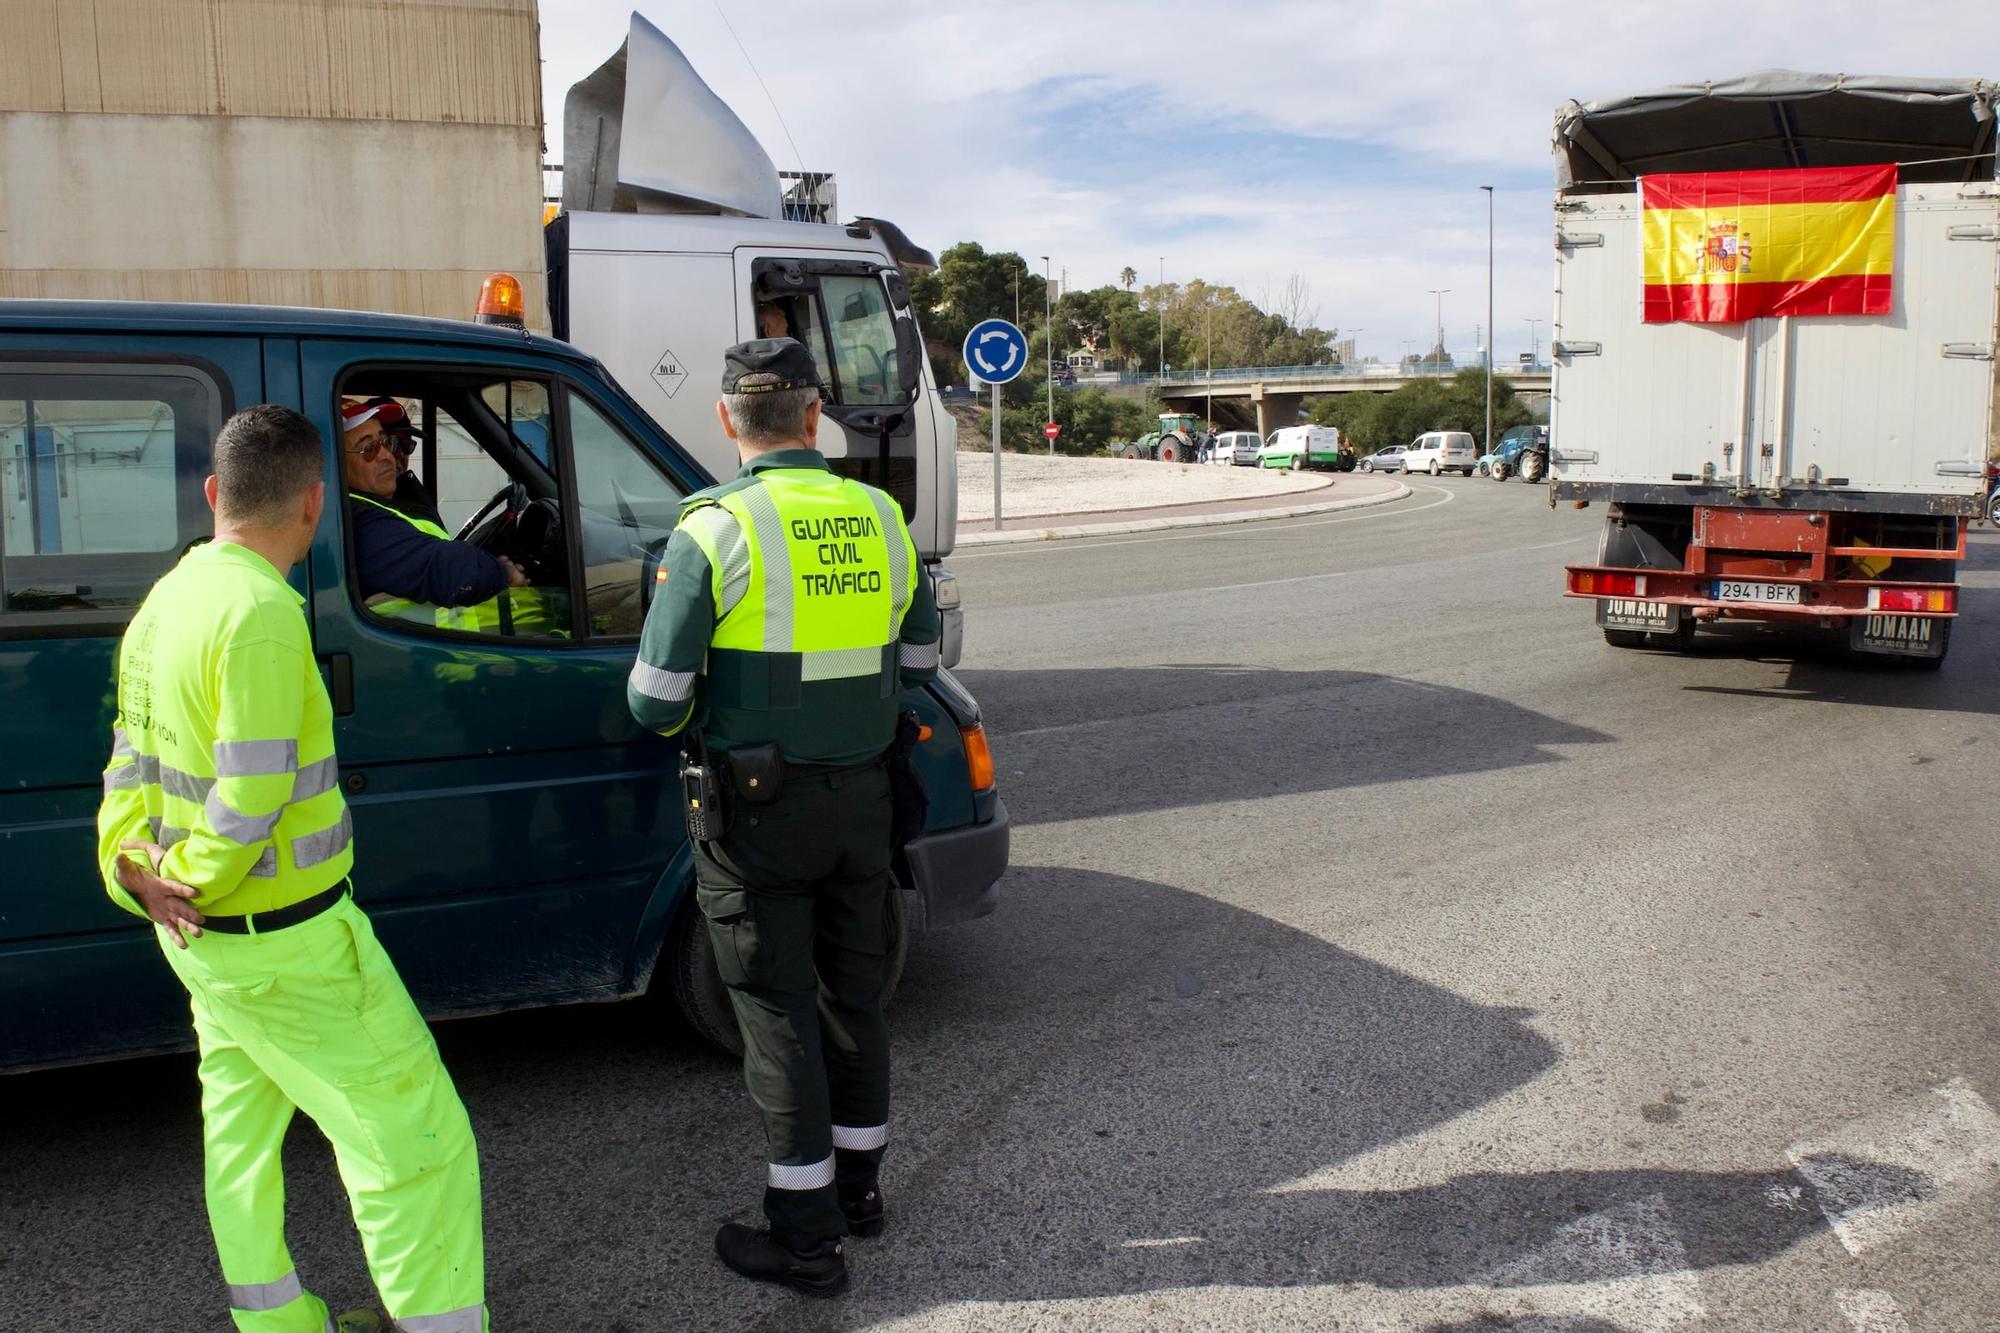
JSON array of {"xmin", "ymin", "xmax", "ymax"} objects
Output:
[{"xmin": 885, "ymin": 710, "xmax": 929, "ymax": 849}]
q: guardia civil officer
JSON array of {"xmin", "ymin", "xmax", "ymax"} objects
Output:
[
  {"xmin": 98, "ymin": 405, "xmax": 489, "ymax": 1333},
  {"xmin": 627, "ymin": 339, "xmax": 942, "ymax": 1296}
]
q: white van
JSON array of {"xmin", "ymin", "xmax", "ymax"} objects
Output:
[
  {"xmin": 1401, "ymin": 430, "xmax": 1478, "ymax": 475},
  {"xmin": 1256, "ymin": 424, "xmax": 1341, "ymax": 470},
  {"xmin": 1210, "ymin": 431, "xmax": 1261, "ymax": 465}
]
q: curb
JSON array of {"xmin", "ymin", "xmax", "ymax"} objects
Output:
[{"xmin": 956, "ymin": 482, "xmax": 1413, "ymax": 547}]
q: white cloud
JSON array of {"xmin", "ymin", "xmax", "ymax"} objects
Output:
[{"xmin": 539, "ymin": 0, "xmax": 1999, "ymax": 359}]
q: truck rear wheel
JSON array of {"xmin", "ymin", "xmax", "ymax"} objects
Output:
[
  {"xmin": 1648, "ymin": 620, "xmax": 1696, "ymax": 653},
  {"xmin": 1519, "ymin": 452, "xmax": 1547, "ymax": 484},
  {"xmin": 668, "ymin": 878, "xmax": 913, "ymax": 1058}
]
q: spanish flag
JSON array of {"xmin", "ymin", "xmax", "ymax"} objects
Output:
[{"xmin": 1641, "ymin": 164, "xmax": 1897, "ymax": 323}]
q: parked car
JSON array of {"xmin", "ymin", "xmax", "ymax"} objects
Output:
[
  {"xmin": 1489, "ymin": 423, "xmax": 1551, "ymax": 482},
  {"xmin": 1357, "ymin": 444, "xmax": 1407, "ymax": 473},
  {"xmin": 1401, "ymin": 430, "xmax": 1479, "ymax": 475},
  {"xmin": 1257, "ymin": 424, "xmax": 1342, "ymax": 470},
  {"xmin": 1211, "ymin": 431, "xmax": 1261, "ymax": 465}
]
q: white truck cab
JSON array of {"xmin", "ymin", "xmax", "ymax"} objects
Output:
[{"xmin": 547, "ymin": 14, "xmax": 962, "ymax": 662}]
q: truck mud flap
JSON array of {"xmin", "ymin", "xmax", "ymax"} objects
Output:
[
  {"xmin": 1595, "ymin": 598, "xmax": 1681, "ymax": 634},
  {"xmin": 1850, "ymin": 614, "xmax": 1948, "ymax": 659}
]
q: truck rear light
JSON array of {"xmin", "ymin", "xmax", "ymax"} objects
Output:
[
  {"xmin": 1871, "ymin": 587, "xmax": 1955, "ymax": 613},
  {"xmin": 960, "ymin": 725, "xmax": 996, "ymax": 792},
  {"xmin": 1572, "ymin": 571, "xmax": 1643, "ymax": 597}
]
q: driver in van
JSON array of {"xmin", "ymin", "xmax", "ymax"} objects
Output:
[{"xmin": 341, "ymin": 397, "xmax": 526, "ymax": 614}]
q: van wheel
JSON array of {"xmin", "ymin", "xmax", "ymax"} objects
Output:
[
  {"xmin": 1428, "ymin": 460, "xmax": 1441, "ymax": 475},
  {"xmin": 667, "ymin": 875, "xmax": 913, "ymax": 1059},
  {"xmin": 1603, "ymin": 628, "xmax": 1649, "ymax": 649}
]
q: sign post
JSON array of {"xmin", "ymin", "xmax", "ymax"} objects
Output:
[{"xmin": 962, "ymin": 318, "xmax": 1028, "ymax": 531}]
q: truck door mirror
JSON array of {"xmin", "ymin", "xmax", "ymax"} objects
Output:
[
  {"xmin": 883, "ymin": 268, "xmax": 912, "ymax": 311},
  {"xmin": 895, "ymin": 313, "xmax": 922, "ymax": 397}
]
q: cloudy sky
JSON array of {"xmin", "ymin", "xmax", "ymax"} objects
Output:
[{"xmin": 539, "ymin": 1, "xmax": 1994, "ymax": 364}]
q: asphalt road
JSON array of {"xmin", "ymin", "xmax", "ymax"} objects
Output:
[{"xmin": 8, "ymin": 476, "xmax": 2000, "ymax": 1332}]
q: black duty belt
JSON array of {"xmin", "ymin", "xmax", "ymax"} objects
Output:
[{"xmin": 202, "ymin": 882, "xmax": 350, "ymax": 936}]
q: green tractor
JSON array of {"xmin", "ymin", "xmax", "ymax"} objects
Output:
[{"xmin": 1120, "ymin": 412, "xmax": 1207, "ymax": 463}]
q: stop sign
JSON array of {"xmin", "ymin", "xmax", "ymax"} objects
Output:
[{"xmin": 1043, "ymin": 421, "xmax": 1061, "ymax": 440}]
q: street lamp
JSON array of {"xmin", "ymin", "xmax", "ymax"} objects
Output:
[
  {"xmin": 1480, "ymin": 184, "xmax": 1494, "ymax": 452},
  {"xmin": 1344, "ymin": 327, "xmax": 1364, "ymax": 370},
  {"xmin": 1427, "ymin": 288, "xmax": 1450, "ymax": 376},
  {"xmin": 1042, "ymin": 254, "xmax": 1054, "ymax": 453},
  {"xmin": 1157, "ymin": 256, "xmax": 1166, "ymax": 375},
  {"xmin": 1524, "ymin": 316, "xmax": 1543, "ymax": 368}
]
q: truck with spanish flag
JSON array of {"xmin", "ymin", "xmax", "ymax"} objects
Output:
[{"xmin": 1549, "ymin": 73, "xmax": 1997, "ymax": 666}]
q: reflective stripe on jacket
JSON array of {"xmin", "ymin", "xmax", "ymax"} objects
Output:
[{"xmin": 96, "ymin": 542, "xmax": 353, "ymax": 917}]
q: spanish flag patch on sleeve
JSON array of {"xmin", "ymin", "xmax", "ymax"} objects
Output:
[{"xmin": 1641, "ymin": 164, "xmax": 1897, "ymax": 324}]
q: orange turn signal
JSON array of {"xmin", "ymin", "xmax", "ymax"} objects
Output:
[
  {"xmin": 476, "ymin": 272, "xmax": 526, "ymax": 328},
  {"xmin": 960, "ymin": 724, "xmax": 995, "ymax": 792}
]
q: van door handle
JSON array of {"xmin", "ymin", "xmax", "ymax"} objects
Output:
[{"xmin": 317, "ymin": 652, "xmax": 355, "ymax": 717}]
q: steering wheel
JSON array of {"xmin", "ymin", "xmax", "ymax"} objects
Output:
[{"xmin": 454, "ymin": 482, "xmax": 564, "ymax": 580}]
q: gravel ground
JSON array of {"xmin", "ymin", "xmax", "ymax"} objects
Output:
[{"xmin": 957, "ymin": 450, "xmax": 1326, "ymax": 521}]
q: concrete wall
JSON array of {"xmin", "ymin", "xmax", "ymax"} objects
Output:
[{"xmin": 0, "ymin": 0, "xmax": 547, "ymax": 327}]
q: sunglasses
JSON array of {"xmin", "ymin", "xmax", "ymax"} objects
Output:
[{"xmin": 344, "ymin": 437, "xmax": 393, "ymax": 463}]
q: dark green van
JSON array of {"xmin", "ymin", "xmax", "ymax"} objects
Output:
[{"xmin": 0, "ymin": 301, "xmax": 1008, "ymax": 1072}]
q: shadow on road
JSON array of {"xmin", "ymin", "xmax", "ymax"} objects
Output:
[
  {"xmin": 955, "ymin": 667, "xmax": 1613, "ymax": 824},
  {"xmin": 0, "ymin": 866, "xmax": 1917, "ymax": 1330}
]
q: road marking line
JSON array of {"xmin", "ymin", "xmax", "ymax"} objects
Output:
[
  {"xmin": 1835, "ymin": 1289, "xmax": 1913, "ymax": 1332},
  {"xmin": 951, "ymin": 484, "xmax": 1457, "ymax": 559},
  {"xmin": 1786, "ymin": 1077, "xmax": 2000, "ymax": 1256},
  {"xmin": 1117, "ymin": 1236, "xmax": 1203, "ymax": 1249}
]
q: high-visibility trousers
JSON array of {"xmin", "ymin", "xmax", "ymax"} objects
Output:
[{"xmin": 161, "ymin": 893, "xmax": 488, "ymax": 1333}]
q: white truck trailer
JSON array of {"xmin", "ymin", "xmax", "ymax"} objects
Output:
[{"xmin": 1550, "ymin": 73, "xmax": 1998, "ymax": 666}]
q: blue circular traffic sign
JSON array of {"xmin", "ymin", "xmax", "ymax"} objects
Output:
[{"xmin": 962, "ymin": 318, "xmax": 1029, "ymax": 385}]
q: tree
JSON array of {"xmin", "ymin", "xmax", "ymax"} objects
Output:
[
  {"xmin": 980, "ymin": 386, "xmax": 1150, "ymax": 454},
  {"xmin": 1119, "ymin": 266, "xmax": 1137, "ymax": 291},
  {"xmin": 907, "ymin": 242, "xmax": 1047, "ymax": 388},
  {"xmin": 1307, "ymin": 367, "xmax": 1529, "ymax": 450}
]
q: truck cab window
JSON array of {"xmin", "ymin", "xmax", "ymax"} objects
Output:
[
  {"xmin": 0, "ymin": 367, "xmax": 219, "ymax": 628},
  {"xmin": 759, "ymin": 270, "xmax": 910, "ymax": 410},
  {"xmin": 564, "ymin": 390, "xmax": 686, "ymax": 637},
  {"xmin": 339, "ymin": 374, "xmax": 573, "ymax": 641}
]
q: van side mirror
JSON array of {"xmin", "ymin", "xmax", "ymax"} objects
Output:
[{"xmin": 894, "ymin": 314, "xmax": 921, "ymax": 397}]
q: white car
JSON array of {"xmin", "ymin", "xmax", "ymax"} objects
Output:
[
  {"xmin": 1400, "ymin": 430, "xmax": 1479, "ymax": 476},
  {"xmin": 1210, "ymin": 431, "xmax": 1261, "ymax": 465}
]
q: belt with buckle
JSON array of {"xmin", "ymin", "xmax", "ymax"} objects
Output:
[{"xmin": 202, "ymin": 882, "xmax": 350, "ymax": 935}]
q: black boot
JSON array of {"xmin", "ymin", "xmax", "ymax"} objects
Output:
[
  {"xmin": 835, "ymin": 1144, "xmax": 886, "ymax": 1237},
  {"xmin": 714, "ymin": 1223, "xmax": 848, "ymax": 1297},
  {"xmin": 839, "ymin": 1182, "xmax": 885, "ymax": 1237}
]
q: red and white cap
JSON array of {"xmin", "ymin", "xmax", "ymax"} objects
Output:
[{"xmin": 340, "ymin": 396, "xmax": 408, "ymax": 433}]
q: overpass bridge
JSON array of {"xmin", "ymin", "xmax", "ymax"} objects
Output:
[{"xmin": 1139, "ymin": 363, "xmax": 1552, "ymax": 436}]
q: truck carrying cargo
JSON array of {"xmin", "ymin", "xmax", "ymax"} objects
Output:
[{"xmin": 1549, "ymin": 72, "xmax": 1999, "ymax": 665}]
